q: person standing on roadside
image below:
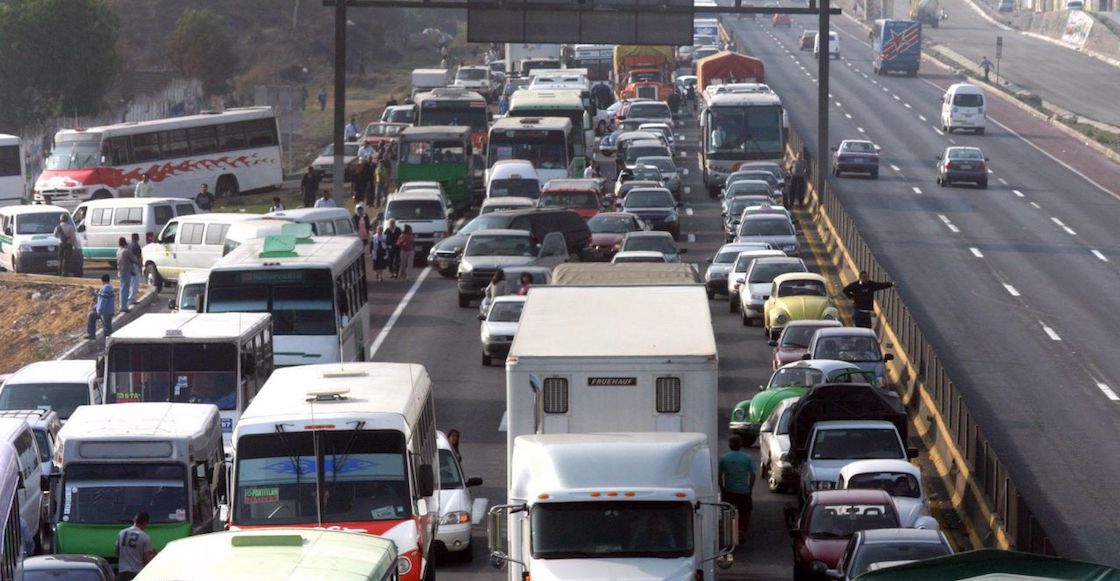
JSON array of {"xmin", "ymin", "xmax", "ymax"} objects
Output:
[
  {"xmin": 269, "ymin": 197, "xmax": 286, "ymax": 213},
  {"xmin": 128, "ymin": 233, "xmax": 143, "ymax": 306},
  {"xmin": 53, "ymin": 214, "xmax": 77, "ymax": 277},
  {"xmin": 396, "ymin": 225, "xmax": 416, "ymax": 281},
  {"xmin": 718, "ymin": 435, "xmax": 756, "ymax": 543},
  {"xmin": 384, "ymin": 219, "xmax": 402, "ymax": 278},
  {"xmin": 301, "ymin": 166, "xmax": 321, "ymax": 208},
  {"xmin": 86, "ymin": 274, "xmax": 116, "ymax": 339},
  {"xmin": 344, "ymin": 116, "xmax": 360, "ymax": 142},
  {"xmin": 979, "ymin": 56, "xmax": 993, "ymax": 83},
  {"xmin": 315, "ymin": 190, "xmax": 337, "ymax": 208},
  {"xmin": 116, "ymin": 511, "xmax": 155, "ymax": 581},
  {"xmin": 354, "ymin": 203, "xmax": 371, "ymax": 252},
  {"xmin": 843, "ymin": 270, "xmax": 894, "ymax": 328},
  {"xmin": 786, "ymin": 151, "xmax": 808, "ymax": 208},
  {"xmin": 352, "ymin": 159, "xmax": 371, "ymax": 204},
  {"xmin": 134, "ymin": 174, "xmax": 154, "ymax": 198},
  {"xmin": 375, "ymin": 156, "xmax": 390, "ymax": 207},
  {"xmin": 386, "ymin": 95, "xmax": 399, "ymax": 107},
  {"xmin": 371, "ymin": 225, "xmax": 389, "ymax": 281},
  {"xmin": 115, "ymin": 237, "xmax": 137, "ymax": 311},
  {"xmin": 195, "ymin": 183, "xmax": 214, "ymax": 212},
  {"xmin": 318, "ymin": 87, "xmax": 328, "ymax": 111}
]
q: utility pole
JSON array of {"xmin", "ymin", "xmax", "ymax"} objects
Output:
[
  {"xmin": 816, "ymin": 0, "xmax": 830, "ymax": 209},
  {"xmin": 331, "ymin": 0, "xmax": 347, "ymax": 202}
]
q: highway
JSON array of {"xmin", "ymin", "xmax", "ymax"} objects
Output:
[{"xmin": 723, "ymin": 8, "xmax": 1120, "ymax": 564}]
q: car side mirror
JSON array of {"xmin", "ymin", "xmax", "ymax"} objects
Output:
[
  {"xmin": 830, "ymin": 146, "xmax": 838, "ymax": 151},
  {"xmin": 77, "ymin": 223, "xmax": 86, "ymax": 233},
  {"xmin": 935, "ymin": 155, "xmax": 942, "ymax": 160},
  {"xmin": 767, "ymin": 339, "xmax": 778, "ymax": 347},
  {"xmin": 466, "ymin": 476, "xmax": 483, "ymax": 487},
  {"xmin": 801, "ymin": 353, "xmax": 812, "ymax": 360},
  {"xmin": 985, "ymin": 157, "xmax": 990, "ymax": 161},
  {"xmin": 907, "ymin": 446, "xmax": 919, "ymax": 459},
  {"xmin": 884, "ymin": 353, "xmax": 894, "ymax": 361},
  {"xmin": 168, "ymin": 298, "xmax": 177, "ymax": 310},
  {"xmin": 706, "ymin": 257, "xmax": 713, "ymax": 263},
  {"xmin": 477, "ymin": 313, "xmax": 486, "ymax": 320},
  {"xmin": 758, "ymin": 384, "xmax": 765, "ymax": 392},
  {"xmin": 678, "ymin": 248, "xmax": 688, "ymax": 254}
]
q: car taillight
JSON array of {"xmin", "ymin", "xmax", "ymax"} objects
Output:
[
  {"xmin": 146, "ymin": 231, "xmax": 154, "ymax": 243},
  {"xmin": 944, "ymin": 161, "xmax": 953, "ymax": 170},
  {"xmin": 978, "ymin": 161, "xmax": 987, "ymax": 171}
]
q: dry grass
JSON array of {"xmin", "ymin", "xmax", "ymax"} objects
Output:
[{"xmin": 0, "ymin": 274, "xmax": 103, "ymax": 373}]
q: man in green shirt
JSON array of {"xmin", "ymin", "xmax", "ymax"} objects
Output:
[{"xmin": 718, "ymin": 434, "xmax": 756, "ymax": 543}]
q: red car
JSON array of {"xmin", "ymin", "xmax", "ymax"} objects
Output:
[
  {"xmin": 773, "ymin": 13, "xmax": 792, "ymax": 27},
  {"xmin": 770, "ymin": 320, "xmax": 844, "ymax": 369},
  {"xmin": 799, "ymin": 30, "xmax": 817, "ymax": 51},
  {"xmin": 539, "ymin": 179, "xmax": 607, "ymax": 220},
  {"xmin": 791, "ymin": 490, "xmax": 901, "ymax": 580},
  {"xmin": 582, "ymin": 211, "xmax": 647, "ymax": 261}
]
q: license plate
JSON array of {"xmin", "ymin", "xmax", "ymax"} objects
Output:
[
  {"xmin": 957, "ymin": 164, "xmax": 973, "ymax": 170},
  {"xmin": 438, "ymin": 260, "xmax": 449, "ymax": 270},
  {"xmin": 46, "ymin": 260, "xmax": 59, "ymax": 266}
]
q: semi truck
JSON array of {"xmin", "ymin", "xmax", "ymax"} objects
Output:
[
  {"xmin": 613, "ymin": 45, "xmax": 675, "ymax": 101},
  {"xmin": 872, "ymin": 19, "xmax": 923, "ymax": 76},
  {"xmin": 910, "ymin": 0, "xmax": 940, "ymax": 28},
  {"xmin": 695, "ymin": 51, "xmax": 766, "ymax": 93}
]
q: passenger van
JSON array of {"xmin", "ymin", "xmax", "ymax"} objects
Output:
[
  {"xmin": 0, "ymin": 204, "xmax": 83, "ymax": 275},
  {"xmin": 941, "ymin": 83, "xmax": 987, "ymax": 134},
  {"xmin": 814, "ymin": 30, "xmax": 840, "ymax": 59},
  {"xmin": 141, "ymin": 212, "xmax": 257, "ymax": 291},
  {"xmin": 383, "ymin": 191, "xmax": 451, "ymax": 263},
  {"xmin": 71, "ymin": 198, "xmax": 198, "ymax": 263},
  {"xmin": 0, "ymin": 418, "xmax": 44, "ymax": 550},
  {"xmin": 169, "ymin": 269, "xmax": 208, "ymax": 313},
  {"xmin": 262, "ymin": 207, "xmax": 355, "ymax": 236},
  {"xmin": 0, "ymin": 359, "xmax": 102, "ymax": 422},
  {"xmin": 0, "ymin": 410, "xmax": 61, "ymax": 480},
  {"xmin": 52, "ymin": 403, "xmax": 225, "ymax": 561},
  {"xmin": 486, "ymin": 160, "xmax": 541, "ymax": 200}
]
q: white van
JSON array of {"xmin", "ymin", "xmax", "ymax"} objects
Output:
[
  {"xmin": 142, "ymin": 213, "xmax": 257, "ymax": 292},
  {"xmin": 263, "ymin": 207, "xmax": 356, "ymax": 237},
  {"xmin": 486, "ymin": 160, "xmax": 541, "ymax": 200},
  {"xmin": 815, "ymin": 30, "xmax": 840, "ymax": 59},
  {"xmin": 169, "ymin": 268, "xmax": 208, "ymax": 313},
  {"xmin": 941, "ymin": 83, "xmax": 987, "ymax": 134},
  {"xmin": 0, "ymin": 419, "xmax": 44, "ymax": 549},
  {"xmin": 72, "ymin": 197, "xmax": 199, "ymax": 265},
  {"xmin": 0, "ymin": 360, "xmax": 102, "ymax": 422},
  {"xmin": 383, "ymin": 190, "xmax": 451, "ymax": 263},
  {"xmin": 0, "ymin": 204, "xmax": 83, "ymax": 275}
]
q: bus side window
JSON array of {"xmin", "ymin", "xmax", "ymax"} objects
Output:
[{"xmin": 191, "ymin": 462, "xmax": 214, "ymax": 528}]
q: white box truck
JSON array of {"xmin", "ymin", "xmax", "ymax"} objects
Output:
[
  {"xmin": 489, "ymin": 433, "xmax": 737, "ymax": 580},
  {"xmin": 504, "ymin": 43, "xmax": 563, "ymax": 76},
  {"xmin": 410, "ymin": 68, "xmax": 450, "ymax": 97}
]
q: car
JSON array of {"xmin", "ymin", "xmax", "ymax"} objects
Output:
[
  {"xmin": 740, "ymin": 257, "xmax": 808, "ymax": 324},
  {"xmin": 583, "ymin": 212, "xmax": 648, "ymax": 262},
  {"xmin": 728, "ymin": 249, "xmax": 787, "ymax": 311},
  {"xmin": 429, "ymin": 209, "xmax": 592, "ymax": 277},
  {"xmin": 0, "ymin": 409, "xmax": 61, "ymax": 480},
  {"xmin": 19, "ymin": 555, "xmax": 116, "ymax": 581},
  {"xmin": 693, "ymin": 45, "xmax": 720, "ymax": 62},
  {"xmin": 623, "ymin": 140, "xmax": 673, "ymax": 171},
  {"xmin": 739, "ymin": 161, "xmax": 787, "ymax": 189},
  {"xmin": 799, "ymin": 30, "xmax": 818, "ymax": 50},
  {"xmin": 759, "ymin": 397, "xmax": 801, "ymax": 493},
  {"xmin": 677, "ymin": 45, "xmax": 696, "ymax": 66},
  {"xmin": 611, "ymin": 250, "xmax": 670, "ymax": 263},
  {"xmin": 635, "ymin": 156, "xmax": 681, "ymax": 197},
  {"xmin": 936, "ymin": 146, "xmax": 989, "ymax": 188},
  {"xmin": 723, "ymin": 180, "xmax": 778, "ymax": 215},
  {"xmin": 479, "ymin": 294, "xmax": 527, "ymax": 365},
  {"xmin": 384, "ymin": 191, "xmax": 452, "ymax": 264},
  {"xmin": 456, "ymin": 229, "xmax": 568, "ymax": 307},
  {"xmin": 310, "ymin": 142, "xmax": 360, "ymax": 182},
  {"xmin": 815, "ymin": 30, "xmax": 841, "ymax": 59},
  {"xmin": 435, "ymin": 430, "xmax": 486, "ymax": 559},
  {"xmin": 620, "ymin": 187, "xmax": 681, "ymax": 240},
  {"xmin": 730, "ymin": 359, "xmax": 872, "ymax": 445},
  {"xmin": 832, "ymin": 140, "xmax": 881, "ymax": 178},
  {"xmin": 763, "ymin": 272, "xmax": 839, "ymax": 339},
  {"xmin": 361, "ymin": 122, "xmax": 409, "ymax": 147},
  {"xmin": 828, "ymin": 528, "xmax": 951, "ymax": 580},
  {"xmin": 614, "ymin": 179, "xmax": 662, "ymax": 201},
  {"xmin": 637, "ymin": 122, "xmax": 676, "ymax": 151},
  {"xmin": 623, "ymin": 100, "xmax": 673, "ymax": 123},
  {"xmin": 737, "ymin": 214, "xmax": 798, "ymax": 256},
  {"xmin": 539, "ymin": 179, "xmax": 607, "ymax": 219},
  {"xmin": 480, "ymin": 196, "xmax": 536, "ymax": 214},
  {"xmin": 619, "ymin": 230, "xmax": 686, "ymax": 263},
  {"xmin": 726, "ymin": 170, "xmax": 782, "ymax": 200},
  {"xmin": 803, "ymin": 327, "xmax": 895, "ymax": 386},
  {"xmin": 773, "ymin": 13, "xmax": 792, "ymax": 26},
  {"xmin": 486, "ymin": 159, "xmax": 541, "ymax": 200},
  {"xmin": 615, "ymin": 130, "xmax": 662, "ymax": 158},
  {"xmin": 380, "ymin": 104, "xmax": 416, "ymax": 125},
  {"xmin": 791, "ymin": 489, "xmax": 902, "ymax": 579},
  {"xmin": 837, "ymin": 460, "xmax": 934, "ymax": 529},
  {"xmin": 169, "ymin": 268, "xmax": 208, "ymax": 313},
  {"xmin": 769, "ymin": 320, "xmax": 845, "ymax": 369},
  {"xmin": 704, "ymin": 241, "xmax": 776, "ymax": 299},
  {"xmin": 727, "ymin": 201, "xmax": 790, "ymax": 242}
]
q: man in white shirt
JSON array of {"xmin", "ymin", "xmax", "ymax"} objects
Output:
[
  {"xmin": 133, "ymin": 174, "xmax": 154, "ymax": 198},
  {"xmin": 314, "ymin": 190, "xmax": 338, "ymax": 208},
  {"xmin": 344, "ymin": 116, "xmax": 360, "ymax": 142},
  {"xmin": 357, "ymin": 140, "xmax": 375, "ymax": 160}
]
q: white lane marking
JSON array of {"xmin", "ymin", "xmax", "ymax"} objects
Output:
[
  {"xmin": 987, "ymin": 169, "xmax": 994, "ymax": 174},
  {"xmin": 687, "ymin": 233, "xmax": 697, "ymax": 242},
  {"xmin": 912, "ymin": 186, "xmax": 923, "ymax": 194},
  {"xmin": 682, "ymin": 168, "xmax": 689, "ymax": 176},
  {"xmin": 844, "ymin": 113, "xmax": 853, "ymax": 119},
  {"xmin": 1097, "ymin": 382, "xmax": 1120, "ymax": 401},
  {"xmin": 882, "ymin": 87, "xmax": 890, "ymax": 93},
  {"xmin": 937, "ymin": 214, "xmax": 959, "ymax": 233},
  {"xmin": 1003, "ymin": 284, "xmax": 1020, "ymax": 297},
  {"xmin": 871, "ymin": 79, "xmax": 878, "ymax": 85},
  {"xmin": 998, "ymin": 177, "xmax": 1008, "ymax": 185},
  {"xmin": 890, "ymin": 164, "xmax": 901, "ymax": 172},
  {"xmin": 685, "ymin": 207, "xmax": 694, "ymax": 216},
  {"xmin": 683, "ymin": 186, "xmax": 691, "ymax": 195},
  {"xmin": 918, "ymin": 114, "xmax": 927, "ymax": 122},
  {"xmin": 1041, "ymin": 322, "xmax": 1062, "ymax": 341},
  {"xmin": 892, "ymin": 94, "xmax": 900, "ymax": 101},
  {"xmin": 1013, "ymin": 189, "xmax": 1024, "ymax": 197},
  {"xmin": 828, "ymin": 93, "xmax": 833, "ymax": 98},
  {"xmin": 1092, "ymin": 249, "xmax": 1108, "ymax": 262},
  {"xmin": 1030, "ymin": 202, "xmax": 1041, "ymax": 208},
  {"xmin": 1051, "ymin": 217, "xmax": 1077, "ymax": 235},
  {"xmin": 948, "ymin": 138, "xmax": 957, "ymax": 144},
  {"xmin": 933, "ymin": 127, "xmax": 945, "ymax": 135},
  {"xmin": 835, "ymin": 101, "xmax": 842, "ymax": 108},
  {"xmin": 857, "ymin": 127, "xmax": 866, "ymax": 133},
  {"xmin": 970, "ymin": 247, "xmax": 984, "ymax": 258},
  {"xmin": 904, "ymin": 103, "xmax": 912, "ymax": 109},
  {"xmin": 369, "ymin": 266, "xmax": 432, "ymax": 357}
]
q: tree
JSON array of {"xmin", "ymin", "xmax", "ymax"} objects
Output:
[
  {"xmin": 163, "ymin": 8, "xmax": 238, "ymax": 95},
  {"xmin": 0, "ymin": 0, "xmax": 120, "ymax": 129}
]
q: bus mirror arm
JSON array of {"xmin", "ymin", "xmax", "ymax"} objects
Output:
[{"xmin": 418, "ymin": 464, "xmax": 436, "ymax": 498}]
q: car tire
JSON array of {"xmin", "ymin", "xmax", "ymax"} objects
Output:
[
  {"xmin": 741, "ymin": 309, "xmax": 749, "ymax": 326},
  {"xmin": 145, "ymin": 263, "xmax": 164, "ymax": 293},
  {"xmin": 768, "ymin": 467, "xmax": 785, "ymax": 493},
  {"xmin": 979, "ymin": 179, "xmax": 988, "ymax": 189},
  {"xmin": 215, "ymin": 174, "xmax": 240, "ymax": 198},
  {"xmin": 706, "ymin": 288, "xmax": 715, "ymax": 300},
  {"xmin": 458, "ymin": 293, "xmax": 470, "ymax": 308},
  {"xmin": 870, "ymin": 169, "xmax": 879, "ymax": 179},
  {"xmin": 977, "ymin": 128, "xmax": 986, "ymax": 135},
  {"xmin": 729, "ymin": 295, "xmax": 739, "ymax": 313},
  {"xmin": 481, "ymin": 352, "xmax": 490, "ymax": 366},
  {"xmin": 943, "ymin": 124, "xmax": 950, "ymax": 134}
]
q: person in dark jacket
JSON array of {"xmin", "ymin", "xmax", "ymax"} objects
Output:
[
  {"xmin": 301, "ymin": 166, "xmax": 321, "ymax": 208},
  {"xmin": 843, "ymin": 271, "xmax": 894, "ymax": 328}
]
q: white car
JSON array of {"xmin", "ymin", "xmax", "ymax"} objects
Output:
[
  {"xmin": 479, "ymin": 294, "xmax": 527, "ymax": 366},
  {"xmin": 479, "ymin": 196, "xmax": 536, "ymax": 214},
  {"xmin": 738, "ymin": 256, "xmax": 808, "ymax": 323},
  {"xmin": 727, "ymin": 249, "xmax": 786, "ymax": 310},
  {"xmin": 814, "ymin": 30, "xmax": 840, "ymax": 59},
  {"xmin": 758, "ymin": 397, "xmax": 800, "ymax": 493},
  {"xmin": 611, "ymin": 250, "xmax": 668, "ymax": 263},
  {"xmin": 837, "ymin": 459, "xmax": 934, "ymax": 529},
  {"xmin": 436, "ymin": 430, "xmax": 487, "ymax": 561}
]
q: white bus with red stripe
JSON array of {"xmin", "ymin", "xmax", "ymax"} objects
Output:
[
  {"xmin": 33, "ymin": 107, "xmax": 283, "ymax": 209},
  {"xmin": 230, "ymin": 363, "xmax": 439, "ymax": 581}
]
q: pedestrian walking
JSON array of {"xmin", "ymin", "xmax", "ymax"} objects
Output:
[
  {"xmin": 843, "ymin": 270, "xmax": 895, "ymax": 328},
  {"xmin": 318, "ymin": 87, "xmax": 328, "ymax": 111},
  {"xmin": 344, "ymin": 116, "xmax": 360, "ymax": 142},
  {"xmin": 397, "ymin": 225, "xmax": 416, "ymax": 281},
  {"xmin": 354, "ymin": 203, "xmax": 371, "ymax": 251},
  {"xmin": 352, "ymin": 159, "xmax": 371, "ymax": 203},
  {"xmin": 269, "ymin": 197, "xmax": 286, "ymax": 213},
  {"xmin": 133, "ymin": 174, "xmax": 154, "ymax": 198},
  {"xmin": 115, "ymin": 237, "xmax": 137, "ymax": 310},
  {"xmin": 686, "ymin": 84, "xmax": 697, "ymax": 113},
  {"xmin": 384, "ymin": 219, "xmax": 402, "ymax": 278},
  {"xmin": 195, "ymin": 183, "xmax": 214, "ymax": 211},
  {"xmin": 371, "ymin": 226, "xmax": 389, "ymax": 281},
  {"xmin": 499, "ymin": 93, "xmax": 510, "ymax": 116},
  {"xmin": 116, "ymin": 511, "xmax": 155, "ymax": 581},
  {"xmin": 583, "ymin": 162, "xmax": 597, "ymax": 179},
  {"xmin": 979, "ymin": 56, "xmax": 993, "ymax": 83},
  {"xmin": 128, "ymin": 233, "xmax": 142, "ymax": 305},
  {"xmin": 668, "ymin": 90, "xmax": 681, "ymax": 117},
  {"xmin": 357, "ymin": 140, "xmax": 375, "ymax": 161},
  {"xmin": 375, "ymin": 157, "xmax": 390, "ymax": 207},
  {"xmin": 301, "ymin": 166, "xmax": 321, "ymax": 208},
  {"xmin": 386, "ymin": 95, "xmax": 399, "ymax": 107},
  {"xmin": 718, "ymin": 435, "xmax": 756, "ymax": 543},
  {"xmin": 53, "ymin": 214, "xmax": 77, "ymax": 277},
  {"xmin": 786, "ymin": 151, "xmax": 808, "ymax": 208},
  {"xmin": 485, "ymin": 269, "xmax": 509, "ymax": 303},
  {"xmin": 86, "ymin": 274, "xmax": 116, "ymax": 339},
  {"xmin": 314, "ymin": 190, "xmax": 337, "ymax": 208}
]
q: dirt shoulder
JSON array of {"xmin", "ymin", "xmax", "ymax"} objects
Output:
[{"xmin": 0, "ymin": 274, "xmax": 107, "ymax": 373}]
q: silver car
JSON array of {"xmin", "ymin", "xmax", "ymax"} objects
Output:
[
  {"xmin": 727, "ymin": 249, "xmax": 786, "ymax": 311},
  {"xmin": 704, "ymin": 242, "xmax": 774, "ymax": 299},
  {"xmin": 736, "ymin": 214, "xmax": 798, "ymax": 256},
  {"xmin": 436, "ymin": 431, "xmax": 487, "ymax": 561},
  {"xmin": 635, "ymin": 155, "xmax": 681, "ymax": 198},
  {"xmin": 739, "ymin": 256, "xmax": 808, "ymax": 322},
  {"xmin": 758, "ymin": 397, "xmax": 800, "ymax": 493},
  {"xmin": 479, "ymin": 294, "xmax": 527, "ymax": 366}
]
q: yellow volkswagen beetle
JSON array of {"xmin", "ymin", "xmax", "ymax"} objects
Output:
[{"xmin": 763, "ymin": 272, "xmax": 839, "ymax": 340}]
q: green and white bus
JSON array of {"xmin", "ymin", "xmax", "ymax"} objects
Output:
[
  {"xmin": 507, "ymin": 90, "xmax": 591, "ymax": 167},
  {"xmin": 396, "ymin": 126, "xmax": 475, "ymax": 211},
  {"xmin": 486, "ymin": 117, "xmax": 580, "ymax": 184}
]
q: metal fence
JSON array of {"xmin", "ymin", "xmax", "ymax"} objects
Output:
[{"xmin": 786, "ymin": 127, "xmax": 1055, "ymax": 555}]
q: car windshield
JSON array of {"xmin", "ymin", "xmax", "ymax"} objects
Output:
[
  {"xmin": 589, "ymin": 215, "xmax": 638, "ymax": 234},
  {"xmin": 45, "ymin": 140, "xmax": 101, "ymax": 170},
  {"xmin": 749, "ymin": 262, "xmax": 805, "ymax": 283},
  {"xmin": 625, "ymin": 146, "xmax": 669, "ymax": 164},
  {"xmin": 615, "ymin": 254, "xmax": 663, "ymax": 263},
  {"xmin": 402, "ymin": 140, "xmax": 466, "ymax": 165},
  {"xmin": 0, "ymin": 382, "xmax": 87, "ymax": 419},
  {"xmin": 465, "ymin": 235, "xmax": 534, "ymax": 257},
  {"xmin": 490, "ymin": 178, "xmax": 541, "ymax": 199},
  {"xmin": 637, "ymin": 157, "xmax": 675, "ymax": 173},
  {"xmin": 780, "ymin": 326, "xmax": 826, "ymax": 348},
  {"xmin": 849, "ymin": 541, "xmax": 950, "ymax": 577},
  {"xmin": 733, "ymin": 172, "xmax": 778, "ymax": 188},
  {"xmin": 727, "ymin": 181, "xmax": 772, "ymax": 196},
  {"xmin": 460, "ymin": 214, "xmax": 515, "ymax": 235},
  {"xmin": 948, "ymin": 148, "xmax": 984, "ymax": 160},
  {"xmin": 179, "ymin": 282, "xmax": 205, "ymax": 311},
  {"xmin": 624, "ymin": 236, "xmax": 675, "ymax": 254},
  {"xmin": 706, "ymin": 105, "xmax": 784, "ymax": 158},
  {"xmin": 814, "ymin": 336, "xmax": 882, "ymax": 362},
  {"xmin": 741, "ymin": 219, "xmax": 793, "ymax": 237},
  {"xmin": 625, "ymin": 190, "xmax": 674, "ymax": 208},
  {"xmin": 730, "ymin": 198, "xmax": 767, "ymax": 216},
  {"xmin": 106, "ymin": 343, "xmax": 240, "ymax": 409},
  {"xmin": 385, "ymin": 200, "xmax": 445, "ymax": 220},
  {"xmin": 778, "ymin": 279, "xmax": 826, "ymax": 297},
  {"xmin": 438, "ymin": 449, "xmax": 464, "ymax": 489},
  {"xmin": 808, "ymin": 503, "xmax": 897, "ymax": 538},
  {"xmin": 540, "ymin": 191, "xmax": 598, "ymax": 209},
  {"xmin": 532, "ymin": 501, "xmax": 693, "ymax": 559},
  {"xmin": 812, "ymin": 428, "xmax": 903, "ymax": 461},
  {"xmin": 715, "ymin": 246, "xmax": 766, "ymax": 263},
  {"xmin": 769, "ymin": 368, "xmax": 824, "ymax": 388},
  {"xmin": 632, "ymin": 166, "xmax": 662, "ymax": 181},
  {"xmin": 842, "ymin": 142, "xmax": 875, "ymax": 153},
  {"xmin": 488, "ymin": 300, "xmax": 525, "ymax": 322},
  {"xmin": 628, "ymin": 104, "xmax": 671, "ymax": 119},
  {"xmin": 846, "ymin": 472, "xmax": 921, "ymax": 499},
  {"xmin": 16, "ymin": 212, "xmax": 68, "ymax": 235}
]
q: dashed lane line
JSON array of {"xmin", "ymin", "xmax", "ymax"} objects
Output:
[
  {"xmin": 933, "ymin": 127, "xmax": 945, "ymax": 136},
  {"xmin": 685, "ymin": 207, "xmax": 694, "ymax": 216},
  {"xmin": 1051, "ymin": 217, "xmax": 1077, "ymax": 236},
  {"xmin": 912, "ymin": 186, "xmax": 923, "ymax": 194},
  {"xmin": 1030, "ymin": 202, "xmax": 1041, "ymax": 208},
  {"xmin": 1003, "ymin": 284, "xmax": 1020, "ymax": 297},
  {"xmin": 1097, "ymin": 382, "xmax": 1120, "ymax": 401},
  {"xmin": 918, "ymin": 114, "xmax": 927, "ymax": 122},
  {"xmin": 1013, "ymin": 189, "xmax": 1024, "ymax": 197},
  {"xmin": 890, "ymin": 164, "xmax": 901, "ymax": 172},
  {"xmin": 937, "ymin": 214, "xmax": 960, "ymax": 233},
  {"xmin": 970, "ymin": 247, "xmax": 984, "ymax": 258},
  {"xmin": 1041, "ymin": 322, "xmax": 1062, "ymax": 341},
  {"xmin": 997, "ymin": 177, "xmax": 1008, "ymax": 185},
  {"xmin": 1092, "ymin": 249, "xmax": 1108, "ymax": 262}
]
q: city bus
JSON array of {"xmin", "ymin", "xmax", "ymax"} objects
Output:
[
  {"xmin": 134, "ymin": 529, "xmax": 399, "ymax": 581},
  {"xmin": 103, "ymin": 312, "xmax": 275, "ymax": 449},
  {"xmin": 568, "ymin": 45, "xmax": 614, "ymax": 89},
  {"xmin": 699, "ymin": 91, "xmax": 787, "ymax": 196},
  {"xmin": 34, "ymin": 107, "xmax": 284, "ymax": 208},
  {"xmin": 0, "ymin": 444, "xmax": 22, "ymax": 579},
  {"xmin": 396, "ymin": 126, "xmax": 475, "ymax": 211},
  {"xmin": 507, "ymin": 89, "xmax": 591, "ymax": 166},
  {"xmin": 230, "ymin": 363, "xmax": 438, "ymax": 581},
  {"xmin": 204, "ymin": 233, "xmax": 370, "ymax": 367},
  {"xmin": 486, "ymin": 117, "xmax": 580, "ymax": 184},
  {"xmin": 0, "ymin": 135, "xmax": 25, "ymax": 207},
  {"xmin": 414, "ymin": 87, "xmax": 489, "ymax": 152}
]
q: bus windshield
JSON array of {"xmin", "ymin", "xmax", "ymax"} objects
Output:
[
  {"xmin": 45, "ymin": 139, "xmax": 102, "ymax": 170},
  {"xmin": 488, "ymin": 131, "xmax": 569, "ymax": 171},
  {"xmin": 207, "ymin": 270, "xmax": 337, "ymax": 337},
  {"xmin": 401, "ymin": 140, "xmax": 467, "ymax": 165},
  {"xmin": 106, "ymin": 342, "xmax": 239, "ymax": 410},
  {"xmin": 532, "ymin": 501, "xmax": 693, "ymax": 559},
  {"xmin": 63, "ymin": 463, "xmax": 187, "ymax": 525},
  {"xmin": 706, "ymin": 105, "xmax": 784, "ymax": 159},
  {"xmin": 234, "ymin": 430, "xmax": 410, "ymax": 526},
  {"xmin": 418, "ymin": 107, "xmax": 488, "ymax": 132}
]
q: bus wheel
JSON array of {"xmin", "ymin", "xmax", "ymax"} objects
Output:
[
  {"xmin": 91, "ymin": 189, "xmax": 112, "ymax": 200},
  {"xmin": 215, "ymin": 175, "xmax": 240, "ymax": 198},
  {"xmin": 145, "ymin": 263, "xmax": 164, "ymax": 293}
]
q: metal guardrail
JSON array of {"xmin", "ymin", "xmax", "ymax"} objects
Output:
[{"xmin": 785, "ymin": 127, "xmax": 1055, "ymax": 555}]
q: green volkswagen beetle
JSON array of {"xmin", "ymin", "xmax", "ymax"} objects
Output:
[{"xmin": 729, "ymin": 359, "xmax": 874, "ymax": 444}]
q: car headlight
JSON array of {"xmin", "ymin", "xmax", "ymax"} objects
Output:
[
  {"xmin": 822, "ymin": 313, "xmax": 836, "ymax": 320},
  {"xmin": 397, "ymin": 556, "xmax": 413, "ymax": 575},
  {"xmin": 776, "ymin": 313, "xmax": 789, "ymax": 325},
  {"xmin": 459, "ymin": 262, "xmax": 474, "ymax": 274},
  {"xmin": 18, "ymin": 244, "xmax": 31, "ymax": 253},
  {"xmin": 732, "ymin": 408, "xmax": 746, "ymax": 421},
  {"xmin": 440, "ymin": 510, "xmax": 471, "ymax": 526},
  {"xmin": 811, "ymin": 481, "xmax": 835, "ymax": 491}
]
